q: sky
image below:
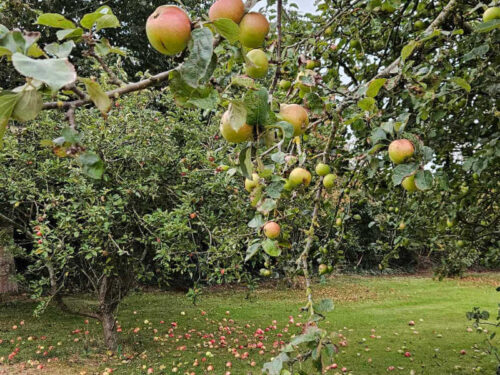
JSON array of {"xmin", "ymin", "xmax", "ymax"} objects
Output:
[{"xmin": 255, "ymin": 0, "xmax": 318, "ymax": 14}]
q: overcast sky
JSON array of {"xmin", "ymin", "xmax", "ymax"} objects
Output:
[{"xmin": 255, "ymin": 0, "xmax": 318, "ymax": 14}]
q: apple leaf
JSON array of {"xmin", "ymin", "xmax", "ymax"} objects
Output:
[
  {"xmin": 304, "ymin": 92, "xmax": 325, "ymax": 115},
  {"xmin": 415, "ymin": 170, "xmax": 433, "ymax": 191},
  {"xmin": 231, "ymin": 75, "xmax": 256, "ymax": 89},
  {"xmin": 12, "ymin": 53, "xmax": 77, "ymax": 91},
  {"xmin": 82, "ymin": 78, "xmax": 111, "ymax": 116},
  {"xmin": 475, "ymin": 19, "xmax": 500, "ymax": 33},
  {"xmin": 0, "ymin": 91, "xmax": 21, "ymax": 147},
  {"xmin": 262, "ymin": 239, "xmax": 281, "ymax": 257},
  {"xmin": 239, "ymin": 145, "xmax": 253, "ymax": 179},
  {"xmin": 45, "ymin": 41, "xmax": 75, "ymax": 58},
  {"xmin": 401, "ymin": 40, "xmax": 418, "ymax": 62},
  {"xmin": 262, "ymin": 352, "xmax": 289, "ymax": 375},
  {"xmin": 12, "ymin": 87, "xmax": 43, "ymax": 122},
  {"xmin": 244, "ymin": 88, "xmax": 269, "ymax": 126},
  {"xmin": 257, "ymin": 198, "xmax": 277, "ymax": 214},
  {"xmin": 450, "ymin": 77, "xmax": 471, "ymax": 93},
  {"xmin": 36, "ymin": 13, "xmax": 75, "ymax": 29},
  {"xmin": 366, "ymin": 78, "xmax": 387, "ymax": 98},
  {"xmin": 248, "ymin": 214, "xmax": 264, "ymax": 228},
  {"xmin": 392, "ymin": 163, "xmax": 418, "ymax": 185},
  {"xmin": 81, "ymin": 6, "xmax": 119, "ymax": 30},
  {"xmin": 357, "ymin": 97, "xmax": 376, "ymax": 112},
  {"xmin": 78, "ymin": 151, "xmax": 104, "ymax": 179},
  {"xmin": 56, "ymin": 28, "xmax": 83, "ymax": 41},
  {"xmin": 313, "ymin": 298, "xmax": 334, "ymax": 314},
  {"xmin": 179, "ymin": 28, "xmax": 214, "ymax": 88},
  {"xmin": 212, "ymin": 18, "xmax": 240, "ymax": 44},
  {"xmin": 245, "ymin": 242, "xmax": 261, "ymax": 262},
  {"xmin": 168, "ymin": 71, "xmax": 218, "ymax": 110},
  {"xmin": 271, "ymin": 121, "xmax": 295, "ymax": 142}
]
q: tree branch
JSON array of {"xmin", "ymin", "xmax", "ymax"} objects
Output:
[{"xmin": 269, "ymin": 0, "xmax": 283, "ymax": 95}]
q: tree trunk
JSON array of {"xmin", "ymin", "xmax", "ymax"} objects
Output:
[
  {"xmin": 0, "ymin": 225, "xmax": 18, "ymax": 294},
  {"xmin": 101, "ymin": 309, "xmax": 117, "ymax": 351},
  {"xmin": 98, "ymin": 275, "xmax": 119, "ymax": 351}
]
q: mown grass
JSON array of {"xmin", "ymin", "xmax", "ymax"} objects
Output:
[{"xmin": 0, "ymin": 273, "xmax": 498, "ymax": 374}]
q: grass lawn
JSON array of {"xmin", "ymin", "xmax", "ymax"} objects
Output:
[{"xmin": 0, "ymin": 273, "xmax": 498, "ymax": 374}]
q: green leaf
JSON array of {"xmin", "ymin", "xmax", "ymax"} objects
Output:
[
  {"xmin": 0, "ymin": 91, "xmax": 20, "ymax": 147},
  {"xmin": 44, "ymin": 41, "xmax": 75, "ymax": 58},
  {"xmin": 12, "ymin": 53, "xmax": 77, "ymax": 91},
  {"xmin": 56, "ymin": 28, "xmax": 83, "ymax": 41},
  {"xmin": 96, "ymin": 15, "xmax": 120, "ymax": 31},
  {"xmin": 168, "ymin": 70, "xmax": 219, "ymax": 110},
  {"xmin": 244, "ymin": 88, "xmax": 269, "ymax": 126},
  {"xmin": 266, "ymin": 181, "xmax": 285, "ymax": 198},
  {"xmin": 81, "ymin": 6, "xmax": 119, "ymax": 30},
  {"xmin": 271, "ymin": 121, "xmax": 294, "ymax": 142},
  {"xmin": 262, "ymin": 239, "xmax": 281, "ymax": 257},
  {"xmin": 248, "ymin": 214, "xmax": 264, "ymax": 228},
  {"xmin": 212, "ymin": 18, "xmax": 240, "ymax": 44},
  {"xmin": 0, "ymin": 29, "xmax": 40, "ymax": 55},
  {"xmin": 178, "ymin": 28, "xmax": 214, "ymax": 88},
  {"xmin": 414, "ymin": 170, "xmax": 433, "ymax": 190},
  {"xmin": 78, "ymin": 151, "xmax": 104, "ymax": 179},
  {"xmin": 370, "ymin": 127, "xmax": 387, "ymax": 144},
  {"xmin": 401, "ymin": 40, "xmax": 418, "ymax": 62},
  {"xmin": 475, "ymin": 19, "xmax": 500, "ymax": 33},
  {"xmin": 357, "ymin": 97, "xmax": 376, "ymax": 112},
  {"xmin": 368, "ymin": 143, "xmax": 385, "ymax": 155},
  {"xmin": 239, "ymin": 146, "xmax": 253, "ymax": 179},
  {"xmin": 262, "ymin": 352, "xmax": 289, "ymax": 375},
  {"xmin": 245, "ymin": 242, "xmax": 261, "ymax": 262},
  {"xmin": 392, "ymin": 163, "xmax": 418, "ymax": 185},
  {"xmin": 304, "ymin": 93, "xmax": 324, "ymax": 115},
  {"xmin": 258, "ymin": 198, "xmax": 277, "ymax": 214},
  {"xmin": 227, "ymin": 101, "xmax": 247, "ymax": 132},
  {"xmin": 82, "ymin": 78, "xmax": 111, "ymax": 116},
  {"xmin": 366, "ymin": 78, "xmax": 387, "ymax": 97},
  {"xmin": 36, "ymin": 13, "xmax": 75, "ymax": 29},
  {"xmin": 231, "ymin": 75, "xmax": 256, "ymax": 89},
  {"xmin": 450, "ymin": 77, "xmax": 471, "ymax": 93},
  {"xmin": 313, "ymin": 298, "xmax": 334, "ymax": 314},
  {"xmin": 12, "ymin": 87, "xmax": 42, "ymax": 122},
  {"xmin": 422, "ymin": 146, "xmax": 434, "ymax": 163}
]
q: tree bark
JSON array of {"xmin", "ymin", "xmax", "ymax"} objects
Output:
[
  {"xmin": 0, "ymin": 224, "xmax": 18, "ymax": 294},
  {"xmin": 101, "ymin": 309, "xmax": 117, "ymax": 351},
  {"xmin": 98, "ymin": 275, "xmax": 119, "ymax": 351}
]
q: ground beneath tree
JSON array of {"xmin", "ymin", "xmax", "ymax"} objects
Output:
[{"xmin": 0, "ymin": 273, "xmax": 498, "ymax": 374}]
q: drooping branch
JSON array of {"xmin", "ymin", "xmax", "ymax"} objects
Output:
[
  {"xmin": 89, "ymin": 50, "xmax": 124, "ymax": 86},
  {"xmin": 269, "ymin": 0, "xmax": 283, "ymax": 95}
]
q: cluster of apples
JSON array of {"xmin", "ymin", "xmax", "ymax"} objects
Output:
[{"xmin": 387, "ymin": 139, "xmax": 418, "ymax": 192}]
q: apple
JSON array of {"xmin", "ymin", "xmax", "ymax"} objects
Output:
[
  {"xmin": 483, "ymin": 7, "xmax": 500, "ymax": 22},
  {"xmin": 446, "ymin": 218, "xmax": 454, "ymax": 228},
  {"xmin": 283, "ymin": 179, "xmax": 294, "ymax": 191},
  {"xmin": 335, "ymin": 218, "xmax": 342, "ymax": 226},
  {"xmin": 325, "ymin": 26, "xmax": 333, "ymax": 36},
  {"xmin": 245, "ymin": 173, "xmax": 260, "ymax": 192},
  {"xmin": 315, "ymin": 163, "xmax": 330, "ymax": 176},
  {"xmin": 220, "ymin": 111, "xmax": 253, "ymax": 143},
  {"xmin": 398, "ymin": 221, "xmax": 406, "ymax": 230},
  {"xmin": 239, "ymin": 12, "xmax": 270, "ymax": 48},
  {"xmin": 350, "ymin": 39, "xmax": 361, "ymax": 50},
  {"xmin": 209, "ymin": 0, "xmax": 245, "ymax": 24},
  {"xmin": 323, "ymin": 174, "xmax": 336, "ymax": 189},
  {"xmin": 259, "ymin": 268, "xmax": 271, "ymax": 277},
  {"xmin": 295, "ymin": 69, "xmax": 316, "ymax": 93},
  {"xmin": 146, "ymin": 5, "xmax": 192, "ymax": 56},
  {"xmin": 263, "ymin": 221, "xmax": 281, "ymax": 239},
  {"xmin": 456, "ymin": 240, "xmax": 464, "ymax": 248},
  {"xmin": 279, "ymin": 80, "xmax": 291, "ymax": 90},
  {"xmin": 354, "ymin": 214, "xmax": 362, "ymax": 220},
  {"xmin": 414, "ymin": 20, "xmax": 426, "ymax": 30},
  {"xmin": 245, "ymin": 49, "xmax": 269, "ymax": 79},
  {"xmin": 388, "ymin": 139, "xmax": 415, "ymax": 164},
  {"xmin": 402, "ymin": 174, "xmax": 418, "ymax": 193},
  {"xmin": 318, "ymin": 264, "xmax": 328, "ymax": 275},
  {"xmin": 279, "ymin": 104, "xmax": 309, "ymax": 136},
  {"xmin": 289, "ymin": 168, "xmax": 312, "ymax": 187},
  {"xmin": 305, "ymin": 60, "xmax": 316, "ymax": 69}
]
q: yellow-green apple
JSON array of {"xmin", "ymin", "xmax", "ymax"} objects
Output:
[
  {"xmin": 483, "ymin": 7, "xmax": 500, "ymax": 22},
  {"xmin": 239, "ymin": 12, "xmax": 270, "ymax": 48},
  {"xmin": 245, "ymin": 49, "xmax": 269, "ymax": 79},
  {"xmin": 289, "ymin": 167, "xmax": 311, "ymax": 187},
  {"xmin": 401, "ymin": 174, "xmax": 418, "ymax": 192},
  {"xmin": 245, "ymin": 173, "xmax": 260, "ymax": 192},
  {"xmin": 388, "ymin": 139, "xmax": 415, "ymax": 164},
  {"xmin": 263, "ymin": 221, "xmax": 281, "ymax": 239},
  {"xmin": 220, "ymin": 111, "xmax": 253, "ymax": 143},
  {"xmin": 323, "ymin": 174, "xmax": 336, "ymax": 189},
  {"xmin": 315, "ymin": 163, "xmax": 330, "ymax": 176},
  {"xmin": 279, "ymin": 104, "xmax": 309, "ymax": 136}
]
